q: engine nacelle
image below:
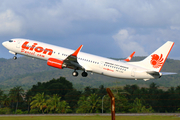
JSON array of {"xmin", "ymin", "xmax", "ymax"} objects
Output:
[{"xmin": 47, "ymin": 58, "xmax": 64, "ymax": 69}]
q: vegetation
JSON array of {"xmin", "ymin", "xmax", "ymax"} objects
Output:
[
  {"xmin": 8, "ymin": 86, "xmax": 24, "ymax": 113},
  {"xmin": 76, "ymin": 93, "xmax": 101, "ymax": 113},
  {"xmin": 0, "ymin": 76, "xmax": 180, "ymax": 114}
]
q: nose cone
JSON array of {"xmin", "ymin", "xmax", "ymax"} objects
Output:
[
  {"xmin": 2, "ymin": 41, "xmax": 6, "ymax": 46},
  {"xmin": 2, "ymin": 41, "xmax": 8, "ymax": 48}
]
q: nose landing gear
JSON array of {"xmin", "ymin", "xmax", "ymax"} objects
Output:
[
  {"xmin": 13, "ymin": 53, "xmax": 17, "ymax": 60},
  {"xmin": 13, "ymin": 56, "xmax": 17, "ymax": 60}
]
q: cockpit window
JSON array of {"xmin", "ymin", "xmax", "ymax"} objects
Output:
[{"xmin": 9, "ymin": 40, "xmax": 13, "ymax": 42}]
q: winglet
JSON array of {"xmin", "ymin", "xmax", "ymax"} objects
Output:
[
  {"xmin": 124, "ymin": 51, "xmax": 135, "ymax": 62},
  {"xmin": 71, "ymin": 45, "xmax": 83, "ymax": 57}
]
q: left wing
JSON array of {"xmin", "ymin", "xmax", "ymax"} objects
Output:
[{"xmin": 124, "ymin": 51, "xmax": 135, "ymax": 62}]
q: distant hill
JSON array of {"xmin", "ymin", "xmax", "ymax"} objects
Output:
[{"xmin": 0, "ymin": 57, "xmax": 179, "ymax": 90}]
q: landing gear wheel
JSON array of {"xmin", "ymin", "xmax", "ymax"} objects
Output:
[
  {"xmin": 82, "ymin": 71, "xmax": 88, "ymax": 77},
  {"xmin": 72, "ymin": 71, "xmax": 78, "ymax": 77},
  {"xmin": 13, "ymin": 56, "xmax": 17, "ymax": 60}
]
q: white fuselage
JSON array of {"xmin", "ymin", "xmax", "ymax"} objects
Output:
[{"xmin": 2, "ymin": 39, "xmax": 160, "ymax": 80}]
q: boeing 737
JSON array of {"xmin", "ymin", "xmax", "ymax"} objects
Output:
[{"xmin": 2, "ymin": 38, "xmax": 176, "ymax": 81}]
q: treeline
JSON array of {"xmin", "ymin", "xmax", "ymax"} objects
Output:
[{"xmin": 0, "ymin": 77, "xmax": 180, "ymax": 114}]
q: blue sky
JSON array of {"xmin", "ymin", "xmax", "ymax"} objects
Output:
[{"xmin": 0, "ymin": 0, "xmax": 180, "ymax": 59}]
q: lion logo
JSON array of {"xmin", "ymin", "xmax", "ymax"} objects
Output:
[{"xmin": 150, "ymin": 54, "xmax": 164, "ymax": 68}]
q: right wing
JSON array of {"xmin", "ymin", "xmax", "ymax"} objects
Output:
[{"xmin": 47, "ymin": 45, "xmax": 84, "ymax": 70}]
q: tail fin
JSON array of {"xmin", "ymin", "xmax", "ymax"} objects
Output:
[{"xmin": 130, "ymin": 41, "xmax": 174, "ymax": 72}]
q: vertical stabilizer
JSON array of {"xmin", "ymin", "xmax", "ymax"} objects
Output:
[{"xmin": 131, "ymin": 41, "xmax": 174, "ymax": 72}]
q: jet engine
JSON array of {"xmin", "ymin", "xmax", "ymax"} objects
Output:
[{"xmin": 47, "ymin": 58, "xmax": 64, "ymax": 69}]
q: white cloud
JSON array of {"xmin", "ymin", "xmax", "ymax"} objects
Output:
[
  {"xmin": 0, "ymin": 0, "xmax": 120, "ymax": 37},
  {"xmin": 1, "ymin": 0, "xmax": 180, "ymax": 36},
  {"xmin": 0, "ymin": 9, "xmax": 25, "ymax": 36},
  {"xmin": 0, "ymin": 0, "xmax": 180, "ymax": 59},
  {"xmin": 113, "ymin": 27, "xmax": 180, "ymax": 58},
  {"xmin": 113, "ymin": 29, "xmax": 148, "ymax": 57}
]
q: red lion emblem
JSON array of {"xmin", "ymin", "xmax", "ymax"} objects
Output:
[{"xmin": 150, "ymin": 54, "xmax": 164, "ymax": 68}]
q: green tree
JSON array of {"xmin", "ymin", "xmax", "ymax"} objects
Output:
[
  {"xmin": 115, "ymin": 93, "xmax": 130, "ymax": 113},
  {"xmin": 9, "ymin": 86, "xmax": 24, "ymax": 113},
  {"xmin": 76, "ymin": 93, "xmax": 101, "ymax": 113},
  {"xmin": 146, "ymin": 82, "xmax": 163, "ymax": 112},
  {"xmin": 123, "ymin": 84, "xmax": 140, "ymax": 103},
  {"xmin": 46, "ymin": 83, "xmax": 68, "ymax": 98},
  {"xmin": 129, "ymin": 98, "xmax": 154, "ymax": 113},
  {"xmin": 0, "ymin": 107, "xmax": 11, "ymax": 114},
  {"xmin": 0, "ymin": 89, "xmax": 4, "ymax": 108},
  {"xmin": 103, "ymin": 88, "xmax": 130, "ymax": 113},
  {"xmin": 95, "ymin": 85, "xmax": 107, "ymax": 98},
  {"xmin": 76, "ymin": 96, "xmax": 87, "ymax": 113},
  {"xmin": 45, "ymin": 94, "xmax": 71, "ymax": 113},
  {"xmin": 2, "ymin": 94, "xmax": 11, "ymax": 108},
  {"xmin": 30, "ymin": 77, "xmax": 74, "ymax": 100},
  {"xmin": 64, "ymin": 90, "xmax": 81, "ymax": 112},
  {"xmin": 25, "ymin": 89, "xmax": 33, "ymax": 113},
  {"xmin": 171, "ymin": 86, "xmax": 180, "ymax": 112},
  {"xmin": 30, "ymin": 92, "xmax": 49, "ymax": 114},
  {"xmin": 57, "ymin": 100, "xmax": 71, "ymax": 113}
]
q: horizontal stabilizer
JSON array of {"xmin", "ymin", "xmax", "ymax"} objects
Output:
[
  {"xmin": 161, "ymin": 72, "xmax": 177, "ymax": 75},
  {"xmin": 146, "ymin": 71, "xmax": 177, "ymax": 78}
]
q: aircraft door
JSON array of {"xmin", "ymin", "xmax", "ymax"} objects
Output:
[
  {"xmin": 99, "ymin": 61, "xmax": 104, "ymax": 68},
  {"xmin": 131, "ymin": 68, "xmax": 136, "ymax": 77},
  {"xmin": 16, "ymin": 41, "xmax": 21, "ymax": 48}
]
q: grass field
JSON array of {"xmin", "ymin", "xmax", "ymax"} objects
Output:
[{"xmin": 0, "ymin": 116, "xmax": 180, "ymax": 120}]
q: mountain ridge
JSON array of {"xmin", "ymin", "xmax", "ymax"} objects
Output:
[{"xmin": 0, "ymin": 57, "xmax": 179, "ymax": 90}]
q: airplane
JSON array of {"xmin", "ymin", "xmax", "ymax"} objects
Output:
[{"xmin": 2, "ymin": 38, "xmax": 176, "ymax": 81}]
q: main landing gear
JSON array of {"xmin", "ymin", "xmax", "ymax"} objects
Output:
[
  {"xmin": 72, "ymin": 70, "xmax": 88, "ymax": 77},
  {"xmin": 82, "ymin": 71, "xmax": 88, "ymax": 77},
  {"xmin": 72, "ymin": 71, "xmax": 78, "ymax": 77}
]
